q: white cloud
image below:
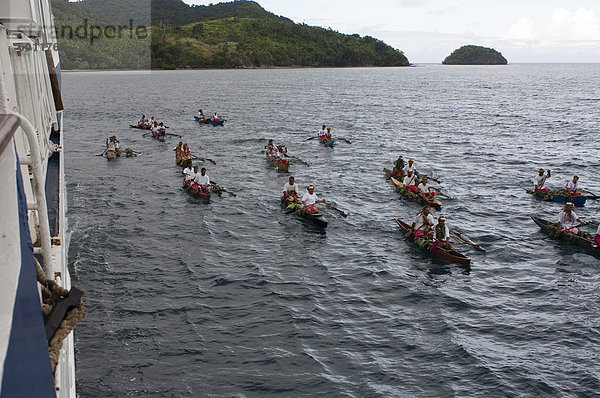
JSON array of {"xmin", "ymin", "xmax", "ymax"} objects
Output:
[{"xmin": 504, "ymin": 18, "xmax": 536, "ymax": 40}]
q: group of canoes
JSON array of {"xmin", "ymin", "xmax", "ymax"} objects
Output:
[
  {"xmin": 385, "ymin": 155, "xmax": 473, "ymax": 265},
  {"xmin": 194, "ymin": 109, "xmax": 225, "ymax": 126},
  {"xmin": 529, "ymin": 168, "xmax": 600, "ymax": 255},
  {"xmin": 130, "ymin": 115, "xmax": 170, "ymax": 141}
]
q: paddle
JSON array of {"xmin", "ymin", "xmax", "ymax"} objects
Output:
[
  {"xmin": 191, "ymin": 154, "xmax": 216, "ymax": 165},
  {"xmin": 450, "ymin": 230, "xmax": 486, "ymax": 252},
  {"xmin": 165, "ymin": 133, "xmax": 181, "ymax": 138},
  {"xmin": 286, "ymin": 154, "xmax": 310, "ymax": 166},
  {"xmin": 582, "ymin": 189, "xmax": 600, "ymax": 199},
  {"xmin": 325, "ymin": 202, "xmax": 348, "ymax": 217},
  {"xmin": 210, "ymin": 181, "xmax": 236, "ymax": 197},
  {"xmin": 430, "ymin": 186, "xmax": 451, "ymax": 199},
  {"xmin": 416, "ymin": 172, "xmax": 441, "ymax": 184},
  {"xmin": 336, "ymin": 137, "xmax": 352, "ymax": 144},
  {"xmin": 306, "ymin": 136, "xmax": 319, "ymax": 141},
  {"xmin": 96, "ymin": 148, "xmax": 108, "ymax": 157}
]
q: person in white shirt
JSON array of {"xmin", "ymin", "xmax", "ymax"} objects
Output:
[
  {"xmin": 410, "ymin": 206, "xmax": 434, "ymax": 237},
  {"xmin": 417, "ymin": 177, "xmax": 435, "ymax": 199},
  {"xmin": 301, "ymin": 185, "xmax": 325, "ymax": 214},
  {"xmin": 433, "ymin": 216, "xmax": 451, "ymax": 249},
  {"xmin": 565, "ymin": 175, "xmax": 580, "ymax": 196},
  {"xmin": 403, "ymin": 159, "xmax": 416, "ymax": 175},
  {"xmin": 212, "ymin": 112, "xmax": 220, "ymax": 121},
  {"xmin": 265, "ymin": 139, "xmax": 276, "ymax": 156},
  {"xmin": 319, "ymin": 125, "xmax": 326, "ymax": 139},
  {"xmin": 533, "ymin": 169, "xmax": 550, "ymax": 192},
  {"xmin": 276, "ymin": 145, "xmax": 287, "ymax": 162},
  {"xmin": 194, "ymin": 167, "xmax": 210, "ymax": 193},
  {"xmin": 282, "ymin": 176, "xmax": 299, "ymax": 203},
  {"xmin": 558, "ymin": 202, "xmax": 582, "ymax": 235},
  {"xmin": 183, "ymin": 164, "xmax": 194, "ymax": 182}
]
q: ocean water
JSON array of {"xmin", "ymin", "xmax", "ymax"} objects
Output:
[{"xmin": 64, "ymin": 64, "xmax": 600, "ymax": 397}]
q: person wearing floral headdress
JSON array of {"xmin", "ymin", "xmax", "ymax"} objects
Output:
[
  {"xmin": 301, "ymin": 185, "xmax": 325, "ymax": 214},
  {"xmin": 432, "ymin": 216, "xmax": 451, "ymax": 249},
  {"xmin": 558, "ymin": 202, "xmax": 583, "ymax": 235},
  {"xmin": 533, "ymin": 169, "xmax": 550, "ymax": 193}
]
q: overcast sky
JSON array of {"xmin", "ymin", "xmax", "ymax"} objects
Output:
[{"xmin": 181, "ymin": 0, "xmax": 600, "ymax": 63}]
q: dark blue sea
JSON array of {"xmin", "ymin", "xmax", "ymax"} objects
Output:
[{"xmin": 64, "ymin": 64, "xmax": 600, "ymax": 397}]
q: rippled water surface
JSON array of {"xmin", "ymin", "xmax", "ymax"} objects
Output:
[{"xmin": 64, "ymin": 65, "xmax": 600, "ymax": 397}]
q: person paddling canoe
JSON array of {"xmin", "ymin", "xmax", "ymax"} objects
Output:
[
  {"xmin": 197, "ymin": 109, "xmax": 205, "ymax": 120},
  {"xmin": 432, "ymin": 216, "xmax": 451, "ymax": 249},
  {"xmin": 319, "ymin": 125, "xmax": 326, "ymax": 139},
  {"xmin": 417, "ymin": 176, "xmax": 435, "ymax": 199},
  {"xmin": 403, "ymin": 159, "xmax": 416, "ymax": 175},
  {"xmin": 282, "ymin": 176, "xmax": 299, "ymax": 203},
  {"xmin": 534, "ymin": 169, "xmax": 551, "ymax": 193},
  {"xmin": 302, "ymin": 185, "xmax": 325, "ymax": 214},
  {"xmin": 325, "ymin": 127, "xmax": 332, "ymax": 140},
  {"xmin": 558, "ymin": 202, "xmax": 583, "ymax": 235},
  {"xmin": 410, "ymin": 206, "xmax": 434, "ymax": 237},
  {"xmin": 403, "ymin": 170, "xmax": 419, "ymax": 193},
  {"xmin": 564, "ymin": 175, "xmax": 581, "ymax": 197},
  {"xmin": 393, "ymin": 155, "xmax": 405, "ymax": 178},
  {"xmin": 194, "ymin": 167, "xmax": 210, "ymax": 194},
  {"xmin": 183, "ymin": 163, "xmax": 194, "ymax": 182}
]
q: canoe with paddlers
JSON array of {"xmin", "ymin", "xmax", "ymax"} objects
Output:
[
  {"xmin": 282, "ymin": 198, "xmax": 328, "ymax": 228},
  {"xmin": 531, "ymin": 216, "xmax": 599, "ymax": 257},
  {"xmin": 395, "ymin": 218, "xmax": 471, "ymax": 265},
  {"xmin": 384, "ymin": 169, "xmax": 442, "ymax": 210},
  {"xmin": 194, "ymin": 116, "xmax": 224, "ymax": 126},
  {"xmin": 526, "ymin": 189, "xmax": 587, "ymax": 207},
  {"xmin": 182, "ymin": 179, "xmax": 211, "ymax": 200},
  {"xmin": 265, "ymin": 153, "xmax": 290, "ymax": 172}
]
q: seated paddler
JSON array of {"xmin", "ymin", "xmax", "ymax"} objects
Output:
[
  {"xmin": 410, "ymin": 206, "xmax": 434, "ymax": 237},
  {"xmin": 402, "ymin": 170, "xmax": 419, "ymax": 193},
  {"xmin": 282, "ymin": 176, "xmax": 299, "ymax": 203},
  {"xmin": 194, "ymin": 167, "xmax": 210, "ymax": 194},
  {"xmin": 301, "ymin": 185, "xmax": 325, "ymax": 214},
  {"xmin": 432, "ymin": 216, "xmax": 451, "ymax": 249},
  {"xmin": 533, "ymin": 168, "xmax": 550, "ymax": 193},
  {"xmin": 557, "ymin": 202, "xmax": 583, "ymax": 235}
]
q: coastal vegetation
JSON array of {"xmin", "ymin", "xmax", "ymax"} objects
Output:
[
  {"xmin": 442, "ymin": 45, "xmax": 507, "ymax": 65},
  {"xmin": 51, "ymin": 0, "xmax": 409, "ymax": 69}
]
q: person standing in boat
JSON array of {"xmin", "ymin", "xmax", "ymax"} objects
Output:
[
  {"xmin": 534, "ymin": 169, "xmax": 551, "ymax": 193},
  {"xmin": 417, "ymin": 177, "xmax": 435, "ymax": 199},
  {"xmin": 282, "ymin": 176, "xmax": 299, "ymax": 203},
  {"xmin": 302, "ymin": 185, "xmax": 325, "ymax": 214},
  {"xmin": 565, "ymin": 176, "xmax": 581, "ymax": 197},
  {"xmin": 410, "ymin": 206, "xmax": 434, "ymax": 237},
  {"xmin": 403, "ymin": 170, "xmax": 419, "ymax": 193},
  {"xmin": 403, "ymin": 159, "xmax": 416, "ymax": 175},
  {"xmin": 194, "ymin": 167, "xmax": 210, "ymax": 194},
  {"xmin": 433, "ymin": 216, "xmax": 451, "ymax": 249},
  {"xmin": 319, "ymin": 125, "xmax": 326, "ymax": 139},
  {"xmin": 558, "ymin": 202, "xmax": 583, "ymax": 235}
]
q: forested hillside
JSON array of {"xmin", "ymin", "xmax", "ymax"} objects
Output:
[{"xmin": 51, "ymin": 0, "xmax": 409, "ymax": 69}]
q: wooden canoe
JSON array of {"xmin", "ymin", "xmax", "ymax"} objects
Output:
[
  {"xmin": 395, "ymin": 218, "xmax": 471, "ymax": 265},
  {"xmin": 526, "ymin": 190, "xmax": 587, "ymax": 207},
  {"xmin": 389, "ymin": 175, "xmax": 442, "ymax": 211},
  {"xmin": 195, "ymin": 116, "xmax": 224, "ymax": 126},
  {"xmin": 531, "ymin": 216, "xmax": 599, "ymax": 257},
  {"xmin": 281, "ymin": 201, "xmax": 327, "ymax": 228},
  {"xmin": 183, "ymin": 181, "xmax": 211, "ymax": 200},
  {"xmin": 129, "ymin": 124, "xmax": 151, "ymax": 130},
  {"xmin": 266, "ymin": 154, "xmax": 290, "ymax": 172}
]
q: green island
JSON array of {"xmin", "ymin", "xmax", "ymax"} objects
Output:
[
  {"xmin": 442, "ymin": 45, "xmax": 507, "ymax": 65},
  {"xmin": 51, "ymin": 0, "xmax": 409, "ymax": 69}
]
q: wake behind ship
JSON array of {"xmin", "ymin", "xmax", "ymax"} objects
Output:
[{"xmin": 0, "ymin": 0, "xmax": 84, "ymax": 396}]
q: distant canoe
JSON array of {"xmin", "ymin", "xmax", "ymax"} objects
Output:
[
  {"xmin": 395, "ymin": 218, "xmax": 471, "ymax": 265},
  {"xmin": 531, "ymin": 216, "xmax": 599, "ymax": 257},
  {"xmin": 266, "ymin": 153, "xmax": 290, "ymax": 172},
  {"xmin": 526, "ymin": 190, "xmax": 587, "ymax": 207},
  {"xmin": 194, "ymin": 116, "xmax": 224, "ymax": 126}
]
